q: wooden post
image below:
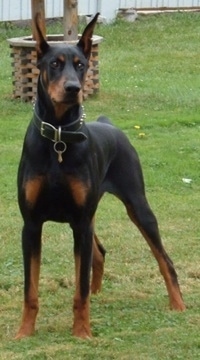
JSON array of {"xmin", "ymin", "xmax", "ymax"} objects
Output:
[
  {"xmin": 31, "ymin": 0, "xmax": 46, "ymax": 39},
  {"xmin": 63, "ymin": 0, "xmax": 78, "ymax": 41}
]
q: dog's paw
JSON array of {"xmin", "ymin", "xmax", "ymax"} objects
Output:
[
  {"xmin": 15, "ymin": 325, "xmax": 35, "ymax": 340},
  {"xmin": 72, "ymin": 324, "xmax": 92, "ymax": 339}
]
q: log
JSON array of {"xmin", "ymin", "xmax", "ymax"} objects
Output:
[{"xmin": 63, "ymin": 0, "xmax": 78, "ymax": 41}]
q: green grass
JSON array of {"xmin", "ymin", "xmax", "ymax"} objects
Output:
[{"xmin": 0, "ymin": 12, "xmax": 200, "ymax": 359}]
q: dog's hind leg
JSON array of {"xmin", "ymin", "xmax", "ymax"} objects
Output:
[
  {"xmin": 125, "ymin": 197, "xmax": 185, "ymax": 311},
  {"xmin": 108, "ymin": 142, "xmax": 185, "ymax": 311},
  {"xmin": 91, "ymin": 233, "xmax": 106, "ymax": 294},
  {"xmin": 15, "ymin": 223, "xmax": 42, "ymax": 339}
]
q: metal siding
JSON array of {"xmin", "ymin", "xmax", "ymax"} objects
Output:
[
  {"xmin": 1, "ymin": 0, "xmax": 200, "ymax": 21},
  {"xmin": 45, "ymin": 0, "xmax": 62, "ymax": 18},
  {"xmin": 100, "ymin": 0, "xmax": 120, "ymax": 21},
  {"xmin": 120, "ymin": 0, "xmax": 136, "ymax": 7},
  {"xmin": 78, "ymin": 0, "xmax": 98, "ymax": 15},
  {"xmin": 119, "ymin": 0, "xmax": 200, "ymax": 6},
  {"xmin": 1, "ymin": 0, "xmax": 31, "ymax": 21}
]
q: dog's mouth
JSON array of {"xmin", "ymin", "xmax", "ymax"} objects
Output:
[
  {"xmin": 51, "ymin": 89, "xmax": 82, "ymax": 104},
  {"xmin": 50, "ymin": 93, "xmax": 82, "ymax": 119},
  {"xmin": 51, "ymin": 96, "xmax": 80, "ymax": 107}
]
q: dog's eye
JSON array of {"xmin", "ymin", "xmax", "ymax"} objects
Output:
[
  {"xmin": 51, "ymin": 60, "xmax": 61, "ymax": 69},
  {"xmin": 76, "ymin": 62, "xmax": 84, "ymax": 70}
]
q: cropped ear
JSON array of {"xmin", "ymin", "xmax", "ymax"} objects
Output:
[
  {"xmin": 33, "ymin": 13, "xmax": 49, "ymax": 62},
  {"xmin": 77, "ymin": 13, "xmax": 99, "ymax": 59}
]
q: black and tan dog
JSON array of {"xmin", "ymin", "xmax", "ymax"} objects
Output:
[{"xmin": 16, "ymin": 13, "xmax": 185, "ymax": 339}]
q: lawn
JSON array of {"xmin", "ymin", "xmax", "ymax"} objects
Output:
[{"xmin": 0, "ymin": 12, "xmax": 200, "ymax": 359}]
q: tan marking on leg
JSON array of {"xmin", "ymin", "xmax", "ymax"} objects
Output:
[
  {"xmin": 68, "ymin": 177, "xmax": 89, "ymax": 206},
  {"xmin": 91, "ymin": 233, "xmax": 104, "ymax": 294},
  {"xmin": 73, "ymin": 295, "xmax": 91, "ymax": 338},
  {"xmin": 24, "ymin": 176, "xmax": 44, "ymax": 207},
  {"xmin": 148, "ymin": 245, "xmax": 186, "ymax": 311},
  {"xmin": 74, "ymin": 253, "xmax": 81, "ymax": 286},
  {"xmin": 15, "ymin": 255, "xmax": 41, "ymax": 339},
  {"xmin": 126, "ymin": 205, "xmax": 185, "ymax": 311},
  {"xmin": 73, "ymin": 254, "xmax": 91, "ymax": 338}
]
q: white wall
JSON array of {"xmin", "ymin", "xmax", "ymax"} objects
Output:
[{"xmin": 1, "ymin": 0, "xmax": 200, "ymax": 22}]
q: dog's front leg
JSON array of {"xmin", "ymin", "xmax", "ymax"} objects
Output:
[
  {"xmin": 91, "ymin": 233, "xmax": 106, "ymax": 294},
  {"xmin": 72, "ymin": 223, "xmax": 93, "ymax": 338},
  {"xmin": 15, "ymin": 223, "xmax": 42, "ymax": 339}
]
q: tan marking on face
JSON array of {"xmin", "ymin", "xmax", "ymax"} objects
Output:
[
  {"xmin": 48, "ymin": 78, "xmax": 68, "ymax": 118},
  {"xmin": 42, "ymin": 69, "xmax": 48, "ymax": 85},
  {"xmin": 68, "ymin": 177, "xmax": 89, "ymax": 206},
  {"xmin": 24, "ymin": 176, "xmax": 44, "ymax": 207},
  {"xmin": 58, "ymin": 54, "xmax": 65, "ymax": 62},
  {"xmin": 48, "ymin": 76, "xmax": 82, "ymax": 119},
  {"xmin": 53, "ymin": 102, "xmax": 70, "ymax": 119},
  {"xmin": 78, "ymin": 89, "xmax": 83, "ymax": 104},
  {"xmin": 48, "ymin": 78, "xmax": 66, "ymax": 103},
  {"xmin": 74, "ymin": 56, "xmax": 80, "ymax": 64}
]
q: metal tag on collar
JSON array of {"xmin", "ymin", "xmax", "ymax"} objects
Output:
[{"xmin": 53, "ymin": 126, "xmax": 67, "ymax": 163}]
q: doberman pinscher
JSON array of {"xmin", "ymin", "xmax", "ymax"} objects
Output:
[{"xmin": 16, "ymin": 13, "xmax": 185, "ymax": 339}]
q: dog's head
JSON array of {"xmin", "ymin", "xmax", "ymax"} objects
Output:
[{"xmin": 33, "ymin": 13, "xmax": 99, "ymax": 118}]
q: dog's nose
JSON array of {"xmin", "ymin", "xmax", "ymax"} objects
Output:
[{"xmin": 64, "ymin": 81, "xmax": 81, "ymax": 94}]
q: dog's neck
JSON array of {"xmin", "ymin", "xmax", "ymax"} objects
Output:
[
  {"xmin": 32, "ymin": 85, "xmax": 87, "ymax": 153},
  {"xmin": 35, "ymin": 101, "xmax": 85, "ymax": 132}
]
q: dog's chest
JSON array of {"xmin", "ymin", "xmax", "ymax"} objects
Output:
[
  {"xmin": 49, "ymin": 172, "xmax": 88, "ymax": 202},
  {"xmin": 29, "ymin": 170, "xmax": 91, "ymax": 222}
]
